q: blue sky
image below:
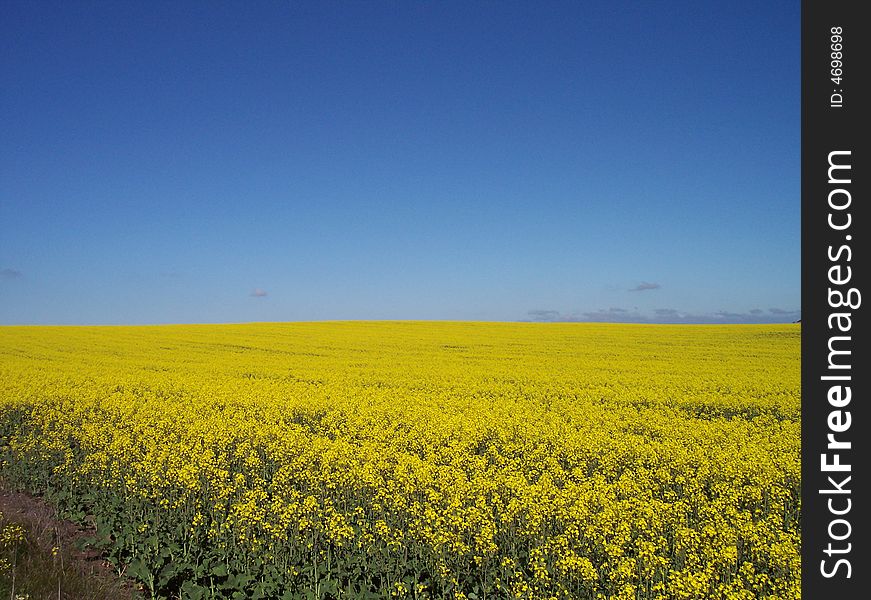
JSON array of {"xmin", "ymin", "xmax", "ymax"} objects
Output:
[{"xmin": 0, "ymin": 1, "xmax": 799, "ymax": 325}]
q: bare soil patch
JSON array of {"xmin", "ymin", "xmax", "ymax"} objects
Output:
[{"xmin": 0, "ymin": 482, "xmax": 142, "ymax": 600}]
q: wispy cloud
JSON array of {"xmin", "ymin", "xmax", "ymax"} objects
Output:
[
  {"xmin": 713, "ymin": 311, "xmax": 751, "ymax": 320},
  {"xmin": 1, "ymin": 268, "xmax": 23, "ymax": 280},
  {"xmin": 526, "ymin": 309, "xmax": 580, "ymax": 322},
  {"xmin": 250, "ymin": 288, "xmax": 268, "ymax": 298},
  {"xmin": 527, "ymin": 309, "xmax": 560, "ymax": 322},
  {"xmin": 629, "ymin": 281, "xmax": 661, "ymax": 292},
  {"xmin": 653, "ymin": 308, "xmax": 801, "ymax": 324},
  {"xmin": 582, "ymin": 307, "xmax": 646, "ymax": 322},
  {"xmin": 527, "ymin": 306, "xmax": 801, "ymax": 324}
]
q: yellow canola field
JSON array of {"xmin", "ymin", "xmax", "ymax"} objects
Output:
[{"xmin": 0, "ymin": 322, "xmax": 799, "ymax": 599}]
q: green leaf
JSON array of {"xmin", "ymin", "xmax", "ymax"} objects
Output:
[
  {"xmin": 180, "ymin": 580, "xmax": 209, "ymax": 600},
  {"xmin": 126, "ymin": 557, "xmax": 151, "ymax": 582}
]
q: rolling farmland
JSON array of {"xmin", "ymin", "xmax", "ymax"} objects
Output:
[{"xmin": 0, "ymin": 322, "xmax": 800, "ymax": 599}]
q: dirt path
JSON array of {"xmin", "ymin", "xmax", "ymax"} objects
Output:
[{"xmin": 0, "ymin": 482, "xmax": 142, "ymax": 600}]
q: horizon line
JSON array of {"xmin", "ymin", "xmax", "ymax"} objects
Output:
[{"xmin": 0, "ymin": 319, "xmax": 802, "ymax": 328}]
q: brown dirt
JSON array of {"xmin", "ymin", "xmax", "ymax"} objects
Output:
[{"xmin": 0, "ymin": 481, "xmax": 143, "ymax": 600}]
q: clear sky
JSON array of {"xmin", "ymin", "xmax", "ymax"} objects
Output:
[{"xmin": 1, "ymin": 1, "xmax": 799, "ymax": 325}]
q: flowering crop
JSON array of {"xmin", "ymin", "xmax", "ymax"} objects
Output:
[{"xmin": 0, "ymin": 322, "xmax": 799, "ymax": 599}]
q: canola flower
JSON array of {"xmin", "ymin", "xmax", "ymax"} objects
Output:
[
  {"xmin": 1, "ymin": 510, "xmax": 26, "ymax": 576},
  {"xmin": 0, "ymin": 322, "xmax": 799, "ymax": 599}
]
